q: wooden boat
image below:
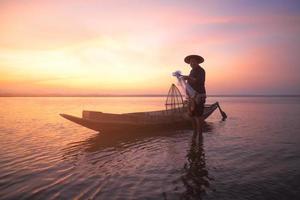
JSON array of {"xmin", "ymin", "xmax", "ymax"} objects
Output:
[{"xmin": 60, "ymin": 102, "xmax": 224, "ymax": 133}]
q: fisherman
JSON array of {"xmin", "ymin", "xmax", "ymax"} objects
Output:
[{"xmin": 182, "ymin": 55, "xmax": 206, "ymax": 137}]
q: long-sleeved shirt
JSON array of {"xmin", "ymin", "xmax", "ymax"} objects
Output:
[{"xmin": 188, "ymin": 66, "xmax": 206, "ymax": 94}]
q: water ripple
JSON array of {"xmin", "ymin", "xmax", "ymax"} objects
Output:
[{"xmin": 1, "ymin": 97, "xmax": 300, "ymax": 199}]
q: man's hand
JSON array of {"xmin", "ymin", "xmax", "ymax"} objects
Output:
[
  {"xmin": 182, "ymin": 76, "xmax": 196, "ymax": 82},
  {"xmin": 182, "ymin": 75, "xmax": 189, "ymax": 80}
]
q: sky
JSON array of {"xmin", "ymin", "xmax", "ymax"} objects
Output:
[{"xmin": 0, "ymin": 0, "xmax": 300, "ymax": 95}]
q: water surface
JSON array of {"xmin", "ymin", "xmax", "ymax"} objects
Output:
[{"xmin": 0, "ymin": 97, "xmax": 300, "ymax": 199}]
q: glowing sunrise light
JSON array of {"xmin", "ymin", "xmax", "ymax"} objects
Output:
[{"xmin": 0, "ymin": 0, "xmax": 299, "ymax": 95}]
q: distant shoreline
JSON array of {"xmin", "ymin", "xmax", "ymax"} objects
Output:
[{"xmin": 0, "ymin": 94, "xmax": 299, "ymax": 97}]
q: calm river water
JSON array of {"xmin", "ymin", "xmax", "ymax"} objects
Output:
[{"xmin": 0, "ymin": 97, "xmax": 300, "ymax": 200}]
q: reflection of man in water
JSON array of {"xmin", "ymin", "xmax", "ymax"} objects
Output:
[{"xmin": 181, "ymin": 134, "xmax": 210, "ymax": 199}]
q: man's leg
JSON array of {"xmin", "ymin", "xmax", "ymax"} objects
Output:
[
  {"xmin": 196, "ymin": 101, "xmax": 205, "ymax": 138},
  {"xmin": 196, "ymin": 116, "xmax": 204, "ymax": 136},
  {"xmin": 192, "ymin": 117, "xmax": 197, "ymax": 139}
]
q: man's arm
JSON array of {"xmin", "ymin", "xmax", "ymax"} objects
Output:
[{"xmin": 182, "ymin": 75, "xmax": 197, "ymax": 82}]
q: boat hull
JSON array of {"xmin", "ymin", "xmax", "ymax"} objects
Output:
[{"xmin": 60, "ymin": 102, "xmax": 219, "ymax": 133}]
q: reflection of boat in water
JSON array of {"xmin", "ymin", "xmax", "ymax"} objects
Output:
[
  {"xmin": 180, "ymin": 134, "xmax": 211, "ymax": 199},
  {"xmin": 62, "ymin": 121, "xmax": 214, "ymax": 199},
  {"xmin": 65, "ymin": 123, "xmax": 214, "ymax": 154},
  {"xmin": 60, "ymin": 102, "xmax": 220, "ymax": 133}
]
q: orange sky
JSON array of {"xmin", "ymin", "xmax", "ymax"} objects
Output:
[{"xmin": 0, "ymin": 0, "xmax": 300, "ymax": 95}]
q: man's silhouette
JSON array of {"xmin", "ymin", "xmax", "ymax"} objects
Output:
[{"xmin": 182, "ymin": 55, "xmax": 206, "ymax": 137}]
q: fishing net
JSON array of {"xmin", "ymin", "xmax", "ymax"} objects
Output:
[
  {"xmin": 170, "ymin": 70, "xmax": 198, "ymax": 115},
  {"xmin": 172, "ymin": 70, "xmax": 197, "ymax": 97},
  {"xmin": 165, "ymin": 83, "xmax": 185, "ymax": 112}
]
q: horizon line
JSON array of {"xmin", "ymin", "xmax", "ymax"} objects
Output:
[{"xmin": 0, "ymin": 93, "xmax": 300, "ymax": 97}]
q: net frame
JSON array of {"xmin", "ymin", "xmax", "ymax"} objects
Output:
[{"xmin": 165, "ymin": 84, "xmax": 185, "ymax": 113}]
